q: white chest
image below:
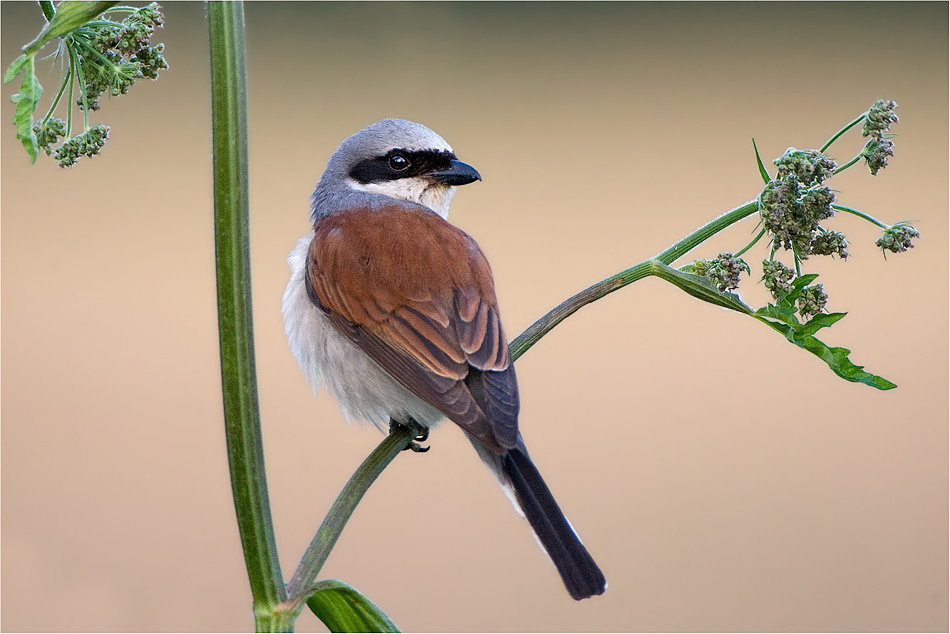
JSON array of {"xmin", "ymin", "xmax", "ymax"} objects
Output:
[{"xmin": 281, "ymin": 233, "xmax": 445, "ymax": 430}]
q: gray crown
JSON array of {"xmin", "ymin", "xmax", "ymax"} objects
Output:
[{"xmin": 311, "ymin": 119, "xmax": 456, "ymax": 217}]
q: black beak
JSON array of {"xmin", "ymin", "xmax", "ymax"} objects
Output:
[{"xmin": 430, "ymin": 159, "xmax": 481, "ymax": 186}]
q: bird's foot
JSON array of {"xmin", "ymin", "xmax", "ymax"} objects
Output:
[{"xmin": 390, "ymin": 418, "xmax": 430, "ymax": 453}]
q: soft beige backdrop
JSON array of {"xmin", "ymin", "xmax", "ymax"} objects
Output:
[{"xmin": 2, "ymin": 2, "xmax": 947, "ymax": 632}]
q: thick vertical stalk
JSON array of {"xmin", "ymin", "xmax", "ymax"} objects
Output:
[{"xmin": 208, "ymin": 2, "xmax": 290, "ymax": 630}]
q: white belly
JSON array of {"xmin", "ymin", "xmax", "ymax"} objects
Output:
[{"xmin": 282, "ymin": 233, "xmax": 446, "ymax": 431}]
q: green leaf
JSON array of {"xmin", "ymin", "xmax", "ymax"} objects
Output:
[
  {"xmin": 660, "ymin": 261, "xmax": 894, "ymax": 389},
  {"xmin": 3, "ymin": 54, "xmax": 29, "ymax": 84},
  {"xmin": 751, "ymin": 272, "xmax": 895, "ymax": 389},
  {"xmin": 306, "ymin": 580, "xmax": 400, "ymax": 633},
  {"xmin": 651, "ymin": 260, "xmax": 753, "ymax": 314},
  {"xmin": 773, "ymin": 273, "xmax": 819, "ymax": 311},
  {"xmin": 22, "ymin": 0, "xmax": 120, "ymax": 56},
  {"xmin": 786, "ymin": 273, "xmax": 818, "ymax": 296},
  {"xmin": 754, "ymin": 302, "xmax": 799, "ymax": 330},
  {"xmin": 39, "ymin": 0, "xmax": 55, "ymax": 22},
  {"xmin": 753, "ymin": 138, "xmax": 771, "ymax": 184},
  {"xmin": 8, "ymin": 54, "xmax": 42, "ymax": 163},
  {"xmin": 753, "ymin": 312, "xmax": 896, "ymax": 389},
  {"xmin": 795, "ymin": 311, "xmax": 846, "ymax": 338}
]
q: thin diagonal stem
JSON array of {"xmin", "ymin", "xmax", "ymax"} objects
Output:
[
  {"xmin": 65, "ymin": 45, "xmax": 75, "ymax": 137},
  {"xmin": 832, "ymin": 203, "xmax": 888, "ymax": 229},
  {"xmin": 285, "ymin": 424, "xmax": 418, "ymax": 607},
  {"xmin": 68, "ymin": 40, "xmax": 91, "ymax": 129},
  {"xmin": 833, "ymin": 142, "xmax": 871, "ymax": 175},
  {"xmin": 821, "ymin": 112, "xmax": 866, "ymax": 153},
  {"xmin": 734, "ymin": 226, "xmax": 767, "ymax": 258},
  {"xmin": 509, "ymin": 200, "xmax": 760, "ymax": 361}
]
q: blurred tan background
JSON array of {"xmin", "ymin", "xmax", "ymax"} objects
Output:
[{"xmin": 2, "ymin": 2, "xmax": 947, "ymax": 632}]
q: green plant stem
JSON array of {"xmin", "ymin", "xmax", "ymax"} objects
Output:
[
  {"xmin": 285, "ymin": 424, "xmax": 419, "ymax": 608},
  {"xmin": 68, "ymin": 41, "xmax": 91, "ymax": 128},
  {"xmin": 820, "ymin": 112, "xmax": 866, "ymax": 153},
  {"xmin": 833, "ymin": 144, "xmax": 869, "ymax": 175},
  {"xmin": 509, "ymin": 200, "xmax": 760, "ymax": 361},
  {"xmin": 832, "ymin": 203, "xmax": 888, "ymax": 229},
  {"xmin": 208, "ymin": 3, "xmax": 290, "ymax": 631},
  {"xmin": 40, "ymin": 62, "xmax": 71, "ymax": 126},
  {"xmin": 69, "ymin": 32, "xmax": 131, "ymax": 77},
  {"xmin": 734, "ymin": 226, "xmax": 767, "ymax": 258},
  {"xmin": 834, "ymin": 155, "xmax": 862, "ymax": 174},
  {"xmin": 64, "ymin": 45, "xmax": 75, "ymax": 136}
]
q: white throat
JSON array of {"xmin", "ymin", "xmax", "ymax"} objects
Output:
[{"xmin": 346, "ymin": 176, "xmax": 456, "ymax": 219}]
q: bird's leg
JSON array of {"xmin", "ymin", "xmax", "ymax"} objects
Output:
[{"xmin": 390, "ymin": 418, "xmax": 430, "ymax": 453}]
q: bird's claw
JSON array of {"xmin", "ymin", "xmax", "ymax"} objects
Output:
[
  {"xmin": 390, "ymin": 419, "xmax": 430, "ymax": 453},
  {"xmin": 408, "ymin": 440, "xmax": 430, "ymax": 453}
]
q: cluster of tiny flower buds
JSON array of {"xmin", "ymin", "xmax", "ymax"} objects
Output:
[
  {"xmin": 876, "ymin": 224, "xmax": 920, "ymax": 254},
  {"xmin": 761, "ymin": 259, "xmax": 829, "ymax": 319},
  {"xmin": 774, "ymin": 148, "xmax": 837, "ymax": 185},
  {"xmin": 53, "ymin": 124, "xmax": 110, "ymax": 167},
  {"xmin": 746, "ymin": 99, "xmax": 911, "ymax": 327},
  {"xmin": 761, "ymin": 259, "xmax": 796, "ymax": 299},
  {"xmin": 864, "ymin": 139, "xmax": 894, "ymax": 176},
  {"xmin": 77, "ymin": 3, "xmax": 167, "ymax": 111},
  {"xmin": 810, "ymin": 230, "xmax": 849, "ymax": 259},
  {"xmin": 759, "ymin": 148, "xmax": 838, "ymax": 257},
  {"xmin": 862, "ymin": 99, "xmax": 898, "ymax": 176},
  {"xmin": 690, "ymin": 253, "xmax": 749, "ymax": 292},
  {"xmin": 33, "ymin": 117, "xmax": 66, "ymax": 155},
  {"xmin": 115, "ymin": 4, "xmax": 165, "ymax": 55},
  {"xmin": 797, "ymin": 284, "xmax": 828, "ymax": 319},
  {"xmin": 33, "ymin": 5, "xmax": 166, "ymax": 167}
]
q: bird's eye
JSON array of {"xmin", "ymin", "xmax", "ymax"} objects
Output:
[{"xmin": 388, "ymin": 153, "xmax": 410, "ymax": 171}]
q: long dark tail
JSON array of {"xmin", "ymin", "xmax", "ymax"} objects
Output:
[{"xmin": 501, "ymin": 446, "xmax": 606, "ymax": 600}]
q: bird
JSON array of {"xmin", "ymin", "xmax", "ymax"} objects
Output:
[{"xmin": 282, "ymin": 118, "xmax": 606, "ymax": 600}]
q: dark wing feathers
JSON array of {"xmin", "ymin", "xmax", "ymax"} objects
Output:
[{"xmin": 307, "ymin": 203, "xmax": 519, "ymax": 452}]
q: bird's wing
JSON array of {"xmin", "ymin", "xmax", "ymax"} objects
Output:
[{"xmin": 306, "ymin": 203, "xmax": 519, "ymax": 451}]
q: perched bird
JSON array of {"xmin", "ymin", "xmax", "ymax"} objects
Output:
[{"xmin": 282, "ymin": 119, "xmax": 605, "ymax": 600}]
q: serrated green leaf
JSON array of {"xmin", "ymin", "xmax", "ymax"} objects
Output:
[
  {"xmin": 651, "ymin": 260, "xmax": 753, "ymax": 315},
  {"xmin": 796, "ymin": 311, "xmax": 846, "ymax": 338},
  {"xmin": 754, "ymin": 303, "xmax": 799, "ymax": 330},
  {"xmin": 4, "ymin": 54, "xmax": 29, "ymax": 84},
  {"xmin": 753, "ymin": 138, "xmax": 771, "ymax": 184},
  {"xmin": 777, "ymin": 273, "xmax": 819, "ymax": 308},
  {"xmin": 754, "ymin": 313, "xmax": 896, "ymax": 390},
  {"xmin": 9, "ymin": 54, "xmax": 41, "ymax": 163},
  {"xmin": 306, "ymin": 580, "xmax": 400, "ymax": 633},
  {"xmin": 667, "ymin": 258, "xmax": 894, "ymax": 389}
]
